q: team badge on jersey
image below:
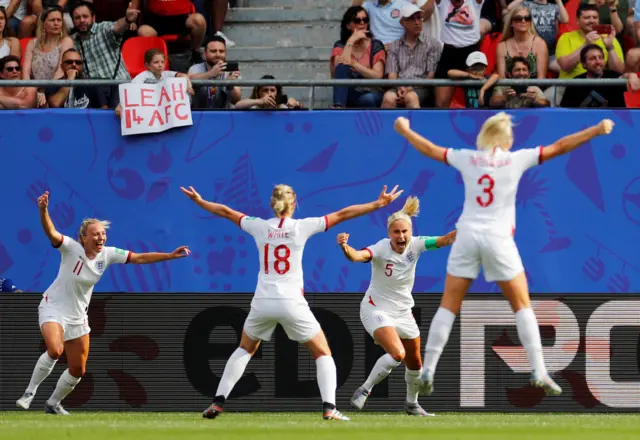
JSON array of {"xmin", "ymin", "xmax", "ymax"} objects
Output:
[
  {"xmin": 96, "ymin": 261, "xmax": 105, "ymax": 273},
  {"xmin": 407, "ymin": 251, "xmax": 414, "ymax": 263}
]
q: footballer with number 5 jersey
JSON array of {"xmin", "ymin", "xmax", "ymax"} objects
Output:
[
  {"xmin": 181, "ymin": 183, "xmax": 403, "ymax": 421},
  {"xmin": 337, "ymin": 197, "xmax": 456, "ymax": 416},
  {"xmin": 394, "ymin": 113, "xmax": 614, "ymax": 398},
  {"xmin": 16, "ymin": 191, "xmax": 191, "ymax": 415}
]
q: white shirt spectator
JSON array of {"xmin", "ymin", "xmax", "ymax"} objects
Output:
[
  {"xmin": 437, "ymin": 0, "xmax": 484, "ymax": 47},
  {"xmin": 132, "ymin": 70, "xmax": 179, "ymax": 84},
  {"xmin": 0, "ymin": 0, "xmax": 27, "ymax": 20},
  {"xmin": 362, "ymin": 0, "xmax": 416, "ymax": 44}
]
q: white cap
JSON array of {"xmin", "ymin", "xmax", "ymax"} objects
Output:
[
  {"xmin": 466, "ymin": 51, "xmax": 488, "ymax": 67},
  {"xmin": 400, "ymin": 3, "xmax": 422, "ymax": 18}
]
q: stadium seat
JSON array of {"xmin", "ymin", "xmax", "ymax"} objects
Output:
[
  {"xmin": 624, "ymin": 89, "xmax": 640, "ymax": 108},
  {"xmin": 19, "ymin": 37, "xmax": 33, "ymax": 66},
  {"xmin": 122, "ymin": 36, "xmax": 169, "ymax": 78},
  {"xmin": 479, "ymin": 32, "xmax": 502, "ymax": 74}
]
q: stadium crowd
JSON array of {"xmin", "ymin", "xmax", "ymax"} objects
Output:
[{"xmin": 0, "ymin": 0, "xmax": 638, "ymax": 110}]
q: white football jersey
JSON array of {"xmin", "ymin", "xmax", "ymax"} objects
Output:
[
  {"xmin": 240, "ymin": 215, "xmax": 328, "ymax": 300},
  {"xmin": 363, "ymin": 236, "xmax": 438, "ymax": 311},
  {"xmin": 446, "ymin": 147, "xmax": 542, "ymax": 237},
  {"xmin": 42, "ymin": 236, "xmax": 131, "ymax": 324}
]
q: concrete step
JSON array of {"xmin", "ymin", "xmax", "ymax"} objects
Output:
[
  {"xmin": 222, "ymin": 22, "xmax": 340, "ymax": 48},
  {"xmin": 227, "ymin": 7, "xmax": 343, "ymax": 22},
  {"xmin": 238, "ymin": 0, "xmax": 350, "ymax": 8},
  {"xmin": 229, "ymin": 46, "xmax": 331, "ymax": 62}
]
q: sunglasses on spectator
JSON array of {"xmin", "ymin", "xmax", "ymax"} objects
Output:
[
  {"xmin": 351, "ymin": 17, "xmax": 369, "ymax": 24},
  {"xmin": 4, "ymin": 65, "xmax": 21, "ymax": 72},
  {"xmin": 513, "ymin": 15, "xmax": 532, "ymax": 22},
  {"xmin": 63, "ymin": 59, "xmax": 83, "ymax": 66}
]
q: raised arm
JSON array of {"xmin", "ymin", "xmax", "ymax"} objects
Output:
[
  {"xmin": 37, "ymin": 191, "xmax": 63, "ymax": 247},
  {"xmin": 336, "ymin": 233, "xmax": 372, "ymax": 263},
  {"xmin": 129, "ymin": 246, "xmax": 190, "ymax": 264},
  {"xmin": 435, "ymin": 230, "xmax": 457, "ymax": 248},
  {"xmin": 180, "ymin": 186, "xmax": 245, "ymax": 225},
  {"xmin": 541, "ymin": 119, "xmax": 614, "ymax": 162},
  {"xmin": 325, "ymin": 185, "xmax": 403, "ymax": 229},
  {"xmin": 393, "ymin": 117, "xmax": 448, "ymax": 164}
]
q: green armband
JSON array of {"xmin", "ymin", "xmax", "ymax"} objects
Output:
[{"xmin": 424, "ymin": 236, "xmax": 439, "ymax": 251}]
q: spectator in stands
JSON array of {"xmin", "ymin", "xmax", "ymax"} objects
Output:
[
  {"xmin": 70, "ymin": 1, "xmax": 137, "ymax": 108},
  {"xmin": 351, "ymin": 0, "xmax": 435, "ymax": 45},
  {"xmin": 0, "ymin": 277, "xmax": 21, "ymax": 292},
  {"xmin": 433, "ymin": 0, "xmax": 485, "ymax": 108},
  {"xmin": 188, "ymin": 36, "xmax": 240, "ymax": 109},
  {"xmin": 0, "ymin": 55, "xmax": 36, "ymax": 108},
  {"xmin": 496, "ymin": 5, "xmax": 549, "ymax": 79},
  {"xmin": 331, "ymin": 6, "xmax": 386, "ymax": 108},
  {"xmin": 626, "ymin": 47, "xmax": 640, "ymax": 89},
  {"xmin": 0, "ymin": 0, "xmax": 36, "ymax": 37},
  {"xmin": 503, "ymin": 0, "xmax": 568, "ymax": 64},
  {"xmin": 556, "ymin": 4, "xmax": 624, "ymax": 79},
  {"xmin": 635, "ymin": 0, "xmax": 640, "ymax": 44},
  {"xmin": 585, "ymin": 0, "xmax": 633, "ymax": 41},
  {"xmin": 194, "ymin": 0, "xmax": 234, "ymax": 47},
  {"xmin": 489, "ymin": 55, "xmax": 550, "ymax": 106},
  {"xmin": 561, "ymin": 43, "xmax": 626, "ymax": 106},
  {"xmin": 22, "ymin": 6, "xmax": 74, "ymax": 107},
  {"xmin": 382, "ymin": 3, "xmax": 443, "ymax": 108},
  {"xmin": 45, "ymin": 47, "xmax": 107, "ymax": 108},
  {"xmin": 30, "ymin": 0, "xmax": 81, "ymax": 32},
  {"xmin": 235, "ymin": 75, "xmax": 303, "ymax": 109},
  {"xmin": 447, "ymin": 50, "xmax": 492, "ymax": 107},
  {"xmin": 135, "ymin": 0, "xmax": 207, "ymax": 62},
  {"xmin": 0, "ymin": 6, "xmax": 21, "ymax": 57},
  {"xmin": 480, "ymin": 0, "xmax": 500, "ymax": 36}
]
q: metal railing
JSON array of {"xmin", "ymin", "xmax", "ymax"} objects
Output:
[{"xmin": 0, "ymin": 78, "xmax": 631, "ymax": 110}]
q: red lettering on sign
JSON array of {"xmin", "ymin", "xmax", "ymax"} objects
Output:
[
  {"xmin": 140, "ymin": 88, "xmax": 154, "ymax": 107},
  {"xmin": 175, "ymin": 103, "xmax": 188, "ymax": 120}
]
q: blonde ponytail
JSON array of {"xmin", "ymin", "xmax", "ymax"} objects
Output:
[
  {"xmin": 387, "ymin": 196, "xmax": 419, "ymax": 230},
  {"xmin": 270, "ymin": 184, "xmax": 296, "ymax": 217}
]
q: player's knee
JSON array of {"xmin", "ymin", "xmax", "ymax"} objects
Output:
[
  {"xmin": 68, "ymin": 365, "xmax": 86, "ymax": 378},
  {"xmin": 47, "ymin": 346, "xmax": 64, "ymax": 360},
  {"xmin": 390, "ymin": 348, "xmax": 406, "ymax": 363}
]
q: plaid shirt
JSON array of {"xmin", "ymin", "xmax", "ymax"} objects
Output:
[
  {"xmin": 385, "ymin": 33, "xmax": 443, "ymax": 79},
  {"xmin": 73, "ymin": 22, "xmax": 130, "ymax": 80}
]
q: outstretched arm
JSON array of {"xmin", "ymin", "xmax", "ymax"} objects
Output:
[
  {"xmin": 325, "ymin": 185, "xmax": 403, "ymax": 229},
  {"xmin": 129, "ymin": 246, "xmax": 191, "ymax": 264},
  {"xmin": 541, "ymin": 120, "xmax": 614, "ymax": 162},
  {"xmin": 435, "ymin": 230, "xmax": 456, "ymax": 248},
  {"xmin": 180, "ymin": 186, "xmax": 245, "ymax": 225},
  {"xmin": 37, "ymin": 191, "xmax": 63, "ymax": 247},
  {"xmin": 394, "ymin": 117, "xmax": 448, "ymax": 164},
  {"xmin": 336, "ymin": 233, "xmax": 372, "ymax": 263}
]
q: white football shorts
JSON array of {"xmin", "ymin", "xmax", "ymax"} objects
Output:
[
  {"xmin": 38, "ymin": 300, "xmax": 91, "ymax": 342},
  {"xmin": 360, "ymin": 298, "xmax": 420, "ymax": 340},
  {"xmin": 243, "ymin": 299, "xmax": 321, "ymax": 343},
  {"xmin": 446, "ymin": 229, "xmax": 524, "ymax": 282}
]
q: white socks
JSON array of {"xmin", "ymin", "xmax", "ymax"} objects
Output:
[
  {"xmin": 215, "ymin": 347, "xmax": 252, "ymax": 398},
  {"xmin": 26, "ymin": 352, "xmax": 58, "ymax": 395},
  {"xmin": 515, "ymin": 307, "xmax": 548, "ymax": 376},
  {"xmin": 315, "ymin": 355, "xmax": 337, "ymax": 405},
  {"xmin": 405, "ymin": 368, "xmax": 422, "ymax": 404},
  {"xmin": 423, "ymin": 307, "xmax": 456, "ymax": 376},
  {"xmin": 47, "ymin": 369, "xmax": 81, "ymax": 406},
  {"xmin": 363, "ymin": 353, "xmax": 402, "ymax": 392}
]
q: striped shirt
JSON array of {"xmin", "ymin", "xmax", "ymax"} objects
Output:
[
  {"xmin": 73, "ymin": 22, "xmax": 130, "ymax": 80},
  {"xmin": 385, "ymin": 33, "xmax": 443, "ymax": 78}
]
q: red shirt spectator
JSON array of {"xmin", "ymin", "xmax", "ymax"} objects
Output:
[{"xmin": 147, "ymin": 0, "xmax": 194, "ymax": 16}]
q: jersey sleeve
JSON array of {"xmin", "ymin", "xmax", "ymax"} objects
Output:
[
  {"xmin": 54, "ymin": 235, "xmax": 82, "ymax": 254},
  {"xmin": 415, "ymin": 236, "xmax": 440, "ymax": 254},
  {"xmin": 106, "ymin": 246, "xmax": 132, "ymax": 266},
  {"xmin": 444, "ymin": 148, "xmax": 467, "ymax": 170},
  {"xmin": 298, "ymin": 217, "xmax": 329, "ymax": 239},
  {"xmin": 363, "ymin": 239, "xmax": 387, "ymax": 262},
  {"xmin": 512, "ymin": 147, "xmax": 543, "ymax": 171},
  {"xmin": 239, "ymin": 215, "xmax": 265, "ymax": 237}
]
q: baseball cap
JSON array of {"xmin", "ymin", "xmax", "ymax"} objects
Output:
[
  {"xmin": 400, "ymin": 3, "xmax": 422, "ymax": 18},
  {"xmin": 0, "ymin": 277, "xmax": 18, "ymax": 292},
  {"xmin": 466, "ymin": 51, "xmax": 488, "ymax": 67}
]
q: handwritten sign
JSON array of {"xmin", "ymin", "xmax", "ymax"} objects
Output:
[{"xmin": 118, "ymin": 78, "xmax": 193, "ymax": 136}]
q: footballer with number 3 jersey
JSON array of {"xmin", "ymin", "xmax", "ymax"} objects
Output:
[
  {"xmin": 337, "ymin": 197, "xmax": 455, "ymax": 416},
  {"xmin": 16, "ymin": 191, "xmax": 191, "ymax": 415},
  {"xmin": 181, "ymin": 183, "xmax": 403, "ymax": 421},
  {"xmin": 394, "ymin": 112, "xmax": 615, "ymax": 398}
]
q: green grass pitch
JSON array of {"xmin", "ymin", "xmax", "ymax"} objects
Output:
[{"xmin": 2, "ymin": 412, "xmax": 640, "ymax": 440}]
